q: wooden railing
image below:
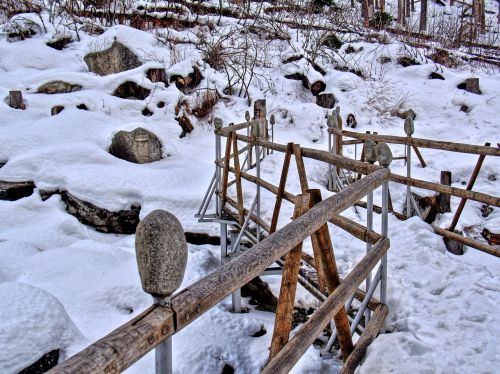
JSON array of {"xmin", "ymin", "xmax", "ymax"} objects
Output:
[
  {"xmin": 328, "ymin": 126, "xmax": 500, "ymax": 257},
  {"xmin": 50, "ymin": 120, "xmax": 391, "ymax": 373}
]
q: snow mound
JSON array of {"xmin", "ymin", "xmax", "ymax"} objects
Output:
[{"xmin": 0, "ymin": 282, "xmax": 82, "ymax": 373}]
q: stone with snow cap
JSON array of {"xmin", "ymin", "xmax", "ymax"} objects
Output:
[{"xmin": 135, "ymin": 210, "xmax": 188, "ymax": 298}]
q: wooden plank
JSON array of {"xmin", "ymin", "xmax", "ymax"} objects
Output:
[
  {"xmin": 232, "ymin": 133, "xmax": 244, "ymax": 225},
  {"xmin": 339, "ymin": 304, "xmax": 389, "ymax": 374},
  {"xmin": 308, "ymin": 189, "xmax": 354, "ymax": 359},
  {"xmin": 48, "ymin": 306, "xmax": 174, "ymax": 373},
  {"xmin": 269, "ymin": 194, "xmax": 310, "ymax": 359},
  {"xmin": 431, "ymin": 224, "xmax": 500, "ymax": 258},
  {"xmin": 449, "ymin": 145, "xmax": 489, "ymax": 231},
  {"xmin": 171, "ymin": 169, "xmax": 390, "ymax": 331},
  {"xmin": 293, "ymin": 144, "xmax": 309, "ymax": 193},
  {"xmin": 270, "ymin": 143, "xmax": 294, "ymax": 233},
  {"xmin": 390, "ymin": 173, "xmax": 499, "ymax": 207},
  {"xmin": 330, "ymin": 216, "xmax": 382, "ymax": 245},
  {"xmin": 329, "ymin": 128, "xmax": 500, "ymax": 157},
  {"xmin": 218, "ymin": 132, "xmax": 381, "ymax": 176},
  {"xmin": 262, "ymin": 238, "xmax": 390, "ymax": 374},
  {"xmin": 412, "ymin": 145, "xmax": 427, "ymax": 168},
  {"xmin": 220, "ymin": 131, "xmax": 234, "ymax": 207},
  {"xmin": 217, "ymin": 119, "xmax": 264, "ymax": 134}
]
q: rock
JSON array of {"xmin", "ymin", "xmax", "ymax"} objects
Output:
[
  {"xmin": 396, "ymin": 109, "xmax": 416, "ymax": 120},
  {"xmin": 109, "ymin": 127, "xmax": 162, "ymax": 164},
  {"xmin": 157, "ymin": 101, "xmax": 165, "ymax": 108},
  {"xmin": 184, "ymin": 232, "xmax": 221, "ymax": 246},
  {"xmin": 457, "ymin": 78, "xmax": 481, "ymax": 95},
  {"xmin": 282, "ymin": 54, "xmax": 304, "ymax": 64},
  {"xmin": 59, "ymin": 190, "xmax": 141, "ymax": 234},
  {"xmin": 37, "ymin": 81, "xmax": 82, "ymax": 94},
  {"xmin": 429, "ymin": 72, "xmax": 445, "ymax": 80},
  {"xmin": 146, "ymin": 68, "xmax": 168, "ymax": 86},
  {"xmin": 0, "ymin": 181, "xmax": 35, "ymax": 201},
  {"xmin": 112, "ymin": 81, "xmax": 151, "ymax": 100},
  {"xmin": 310, "ymin": 81, "xmax": 326, "ymax": 96},
  {"xmin": 377, "ymin": 143, "xmax": 393, "ymax": 167},
  {"xmin": 76, "ymin": 103, "xmax": 88, "ymax": 110},
  {"xmin": 241, "ymin": 277, "xmax": 277, "ymax": 312},
  {"xmin": 19, "ymin": 349, "xmax": 59, "ymax": 374},
  {"xmin": 404, "ymin": 116, "xmax": 414, "ymax": 136},
  {"xmin": 51, "ymin": 105, "xmax": 64, "ymax": 115},
  {"xmin": 142, "ymin": 107, "xmax": 153, "ymax": 117},
  {"xmin": 460, "ymin": 104, "xmax": 471, "ymax": 113},
  {"xmin": 284, "ymin": 72, "xmax": 325, "ymax": 96},
  {"xmin": 428, "ymin": 49, "xmax": 458, "ymax": 67},
  {"xmin": 175, "ymin": 115, "xmax": 194, "ymax": 138},
  {"xmin": 444, "ymin": 232, "xmax": 464, "ymax": 255},
  {"xmin": 316, "ymin": 93, "xmax": 336, "ymax": 109},
  {"xmin": 397, "ymin": 56, "xmax": 420, "ymax": 67},
  {"xmin": 481, "ymin": 228, "xmax": 499, "ymax": 245},
  {"xmin": 221, "ymin": 364, "xmax": 234, "ymax": 374},
  {"xmin": 84, "ymin": 41, "xmax": 141, "ymax": 76},
  {"xmin": 135, "ymin": 210, "xmax": 188, "ymax": 297},
  {"xmin": 46, "ymin": 37, "xmax": 72, "ymax": 50},
  {"xmin": 251, "ymin": 325, "xmax": 267, "ymax": 337},
  {"xmin": 80, "ymin": 24, "xmax": 104, "ymax": 35}
]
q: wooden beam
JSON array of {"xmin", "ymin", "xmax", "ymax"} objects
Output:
[
  {"xmin": 431, "ymin": 224, "xmax": 500, "ymax": 257},
  {"xmin": 263, "ymin": 238, "xmax": 390, "ymax": 374},
  {"xmin": 269, "ymin": 194, "xmax": 310, "ymax": 359},
  {"xmin": 330, "ymin": 129, "xmax": 500, "ymax": 157},
  {"xmin": 270, "ymin": 143, "xmax": 294, "ymax": 233},
  {"xmin": 309, "ymin": 189, "xmax": 354, "ymax": 359},
  {"xmin": 293, "ymin": 144, "xmax": 309, "ymax": 193},
  {"xmin": 171, "ymin": 169, "xmax": 390, "ymax": 331},
  {"xmin": 47, "ymin": 306, "xmax": 174, "ymax": 373},
  {"xmin": 339, "ymin": 304, "xmax": 389, "ymax": 374}
]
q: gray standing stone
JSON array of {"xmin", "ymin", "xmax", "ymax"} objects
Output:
[
  {"xmin": 365, "ymin": 140, "xmax": 378, "ymax": 164},
  {"xmin": 404, "ymin": 116, "xmax": 414, "ymax": 136},
  {"xmin": 109, "ymin": 128, "xmax": 162, "ymax": 164},
  {"xmin": 84, "ymin": 41, "xmax": 141, "ymax": 76},
  {"xmin": 377, "ymin": 142, "xmax": 393, "ymax": 167},
  {"xmin": 135, "ymin": 210, "xmax": 188, "ymax": 297}
]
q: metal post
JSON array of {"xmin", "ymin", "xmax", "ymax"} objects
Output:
[
  {"xmin": 230, "ymin": 230, "xmax": 242, "ymax": 313},
  {"xmin": 215, "ymin": 130, "xmax": 222, "ymax": 217},
  {"xmin": 406, "ymin": 139, "xmax": 411, "ymax": 218},
  {"xmin": 365, "ymin": 190, "xmax": 373, "ymax": 322},
  {"xmin": 256, "ymin": 143, "xmax": 261, "ymax": 242},
  {"xmin": 332, "ymin": 132, "xmax": 338, "ymax": 189},
  {"xmin": 328, "ymin": 132, "xmax": 333, "ymax": 190},
  {"xmin": 155, "ymin": 330, "xmax": 172, "ymax": 374},
  {"xmin": 381, "ymin": 179, "xmax": 389, "ymax": 332},
  {"xmin": 220, "ymin": 223, "xmax": 227, "ymax": 265}
]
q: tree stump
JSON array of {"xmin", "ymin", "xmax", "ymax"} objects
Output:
[
  {"xmin": 444, "ymin": 232, "xmax": 464, "ymax": 255},
  {"xmin": 465, "ymin": 78, "xmax": 481, "ymax": 94},
  {"xmin": 9, "ymin": 91, "xmax": 26, "ymax": 110},
  {"xmin": 316, "ymin": 93, "xmax": 336, "ymax": 109},
  {"xmin": 438, "ymin": 171, "xmax": 451, "ymax": 213},
  {"xmin": 146, "ymin": 68, "xmax": 168, "ymax": 85}
]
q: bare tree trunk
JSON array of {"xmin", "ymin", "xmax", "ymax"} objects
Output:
[
  {"xmin": 420, "ymin": 0, "xmax": 428, "ymax": 31},
  {"xmin": 411, "ymin": 0, "xmax": 415, "ymax": 12},
  {"xmin": 380, "ymin": 0, "xmax": 385, "ymax": 12},
  {"xmin": 362, "ymin": 0, "xmax": 369, "ymax": 26},
  {"xmin": 405, "ymin": 0, "xmax": 411, "ymax": 17}
]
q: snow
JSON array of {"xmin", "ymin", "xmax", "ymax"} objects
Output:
[
  {"xmin": 0, "ymin": 282, "xmax": 82, "ymax": 373},
  {"xmin": 0, "ymin": 4, "xmax": 499, "ymax": 374}
]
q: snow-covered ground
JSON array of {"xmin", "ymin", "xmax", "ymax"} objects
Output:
[{"xmin": 0, "ymin": 6, "xmax": 499, "ymax": 374}]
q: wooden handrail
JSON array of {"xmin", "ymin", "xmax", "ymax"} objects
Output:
[
  {"xmin": 329, "ymin": 128, "xmax": 500, "ymax": 157},
  {"xmin": 50, "ymin": 168, "xmax": 390, "ymax": 373}
]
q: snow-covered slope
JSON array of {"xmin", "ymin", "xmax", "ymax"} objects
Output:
[{"xmin": 0, "ymin": 9, "xmax": 499, "ymax": 374}]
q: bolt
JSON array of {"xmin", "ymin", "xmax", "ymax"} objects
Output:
[{"xmin": 148, "ymin": 335, "xmax": 154, "ymax": 344}]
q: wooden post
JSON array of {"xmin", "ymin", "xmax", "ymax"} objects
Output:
[
  {"xmin": 9, "ymin": 91, "xmax": 26, "ymax": 110},
  {"xmin": 448, "ymin": 143, "xmax": 490, "ymax": 232},
  {"xmin": 254, "ymin": 99, "xmax": 266, "ymax": 120},
  {"xmin": 269, "ymin": 194, "xmax": 310, "ymax": 360},
  {"xmin": 438, "ymin": 171, "xmax": 451, "ymax": 213},
  {"xmin": 232, "ymin": 134, "xmax": 244, "ymax": 225},
  {"xmin": 308, "ymin": 189, "xmax": 354, "ymax": 360},
  {"xmin": 412, "ymin": 146, "xmax": 427, "ymax": 168},
  {"xmin": 293, "ymin": 144, "xmax": 309, "ymax": 193},
  {"xmin": 419, "ymin": 0, "xmax": 428, "ymax": 31},
  {"xmin": 270, "ymin": 143, "xmax": 294, "ymax": 233}
]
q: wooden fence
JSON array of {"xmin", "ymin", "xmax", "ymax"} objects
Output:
[{"xmin": 49, "ymin": 119, "xmax": 391, "ymax": 373}]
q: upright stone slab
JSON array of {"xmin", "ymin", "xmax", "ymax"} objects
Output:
[
  {"xmin": 109, "ymin": 128, "xmax": 162, "ymax": 163},
  {"xmin": 135, "ymin": 210, "xmax": 188, "ymax": 298}
]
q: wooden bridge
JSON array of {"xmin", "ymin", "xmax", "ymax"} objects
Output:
[{"xmin": 49, "ymin": 101, "xmax": 499, "ymax": 373}]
